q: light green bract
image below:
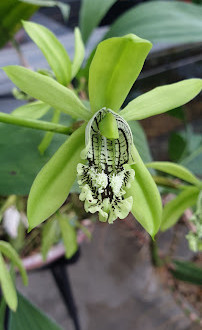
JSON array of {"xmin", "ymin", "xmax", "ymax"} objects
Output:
[{"xmin": 77, "ymin": 108, "xmax": 135, "ymax": 223}]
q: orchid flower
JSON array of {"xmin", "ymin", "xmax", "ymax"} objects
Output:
[{"xmin": 3, "ymin": 33, "xmax": 202, "ymax": 238}]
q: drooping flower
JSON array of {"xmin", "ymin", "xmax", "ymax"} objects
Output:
[
  {"xmin": 77, "ymin": 108, "xmax": 135, "ymax": 223},
  {"xmin": 4, "ymin": 31, "xmax": 202, "ymax": 237}
]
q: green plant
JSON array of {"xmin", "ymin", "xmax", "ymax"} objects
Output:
[
  {"xmin": 2, "ymin": 24, "xmax": 202, "ymax": 238},
  {"xmin": 1, "ymin": 17, "xmax": 202, "ymax": 326},
  {"xmin": 147, "ymin": 162, "xmax": 202, "ymax": 233},
  {"xmin": 0, "ymin": 0, "xmax": 70, "ymax": 49},
  {"xmin": 80, "ymin": 0, "xmax": 202, "ymax": 45}
]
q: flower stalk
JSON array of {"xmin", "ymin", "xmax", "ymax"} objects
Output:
[{"xmin": 0, "ymin": 112, "xmax": 73, "ymax": 135}]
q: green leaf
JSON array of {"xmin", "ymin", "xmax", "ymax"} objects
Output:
[
  {"xmin": 71, "ymin": 28, "xmax": 85, "ymax": 79},
  {"xmin": 12, "ymin": 101, "xmax": 50, "ymax": 120},
  {"xmin": 3, "ymin": 66, "xmax": 91, "ymax": 120},
  {"xmin": 161, "ymin": 186, "xmax": 200, "ymax": 231},
  {"xmin": 41, "ymin": 218, "xmax": 59, "ymax": 261},
  {"xmin": 0, "ymin": 117, "xmax": 69, "ymax": 196},
  {"xmin": 57, "ymin": 214, "xmax": 78, "ymax": 259},
  {"xmin": 129, "ymin": 121, "xmax": 152, "ymax": 163},
  {"xmin": 0, "ymin": 297, "xmax": 6, "ymax": 330},
  {"xmin": 55, "ymin": 2, "xmax": 70, "ymax": 23},
  {"xmin": 23, "ymin": 21, "xmax": 71, "ymax": 86},
  {"xmin": 89, "ymin": 34, "xmax": 152, "ymax": 113},
  {"xmin": 0, "ymin": 241, "xmax": 28, "ymax": 286},
  {"xmin": 168, "ymin": 132, "xmax": 187, "ymax": 162},
  {"xmin": 105, "ymin": 1, "xmax": 202, "ymax": 44},
  {"xmin": 8, "ymin": 292, "xmax": 62, "ymax": 330},
  {"xmin": 171, "ymin": 260, "xmax": 202, "ymax": 286},
  {"xmin": 121, "ymin": 79, "xmax": 202, "ymax": 121},
  {"xmin": 125, "ymin": 144, "xmax": 162, "ymax": 238},
  {"xmin": 27, "ymin": 124, "xmax": 86, "ymax": 230},
  {"xmin": 168, "ymin": 107, "xmax": 185, "ymax": 121},
  {"xmin": 20, "ymin": 0, "xmax": 70, "ymax": 22},
  {"xmin": 0, "ymin": 253, "xmax": 17, "ymax": 311},
  {"xmin": 146, "ymin": 162, "xmax": 200, "ymax": 186},
  {"xmin": 79, "ymin": 0, "xmax": 117, "ymax": 44},
  {"xmin": 181, "ymin": 146, "xmax": 202, "ymax": 177},
  {"xmin": 0, "ymin": 1, "xmax": 38, "ymax": 48}
]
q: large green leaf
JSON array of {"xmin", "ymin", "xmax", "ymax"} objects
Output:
[
  {"xmin": 121, "ymin": 79, "xmax": 202, "ymax": 121},
  {"xmin": 161, "ymin": 186, "xmax": 200, "ymax": 231},
  {"xmin": 105, "ymin": 1, "xmax": 202, "ymax": 44},
  {"xmin": 8, "ymin": 292, "xmax": 62, "ymax": 330},
  {"xmin": 57, "ymin": 214, "xmax": 78, "ymax": 259},
  {"xmin": 89, "ymin": 34, "xmax": 152, "ymax": 113},
  {"xmin": 27, "ymin": 124, "xmax": 86, "ymax": 230},
  {"xmin": 3, "ymin": 66, "xmax": 91, "ymax": 120},
  {"xmin": 23, "ymin": 21, "xmax": 72, "ymax": 86},
  {"xmin": 79, "ymin": 0, "xmax": 117, "ymax": 44},
  {"xmin": 0, "ymin": 253, "xmax": 17, "ymax": 311},
  {"xmin": 12, "ymin": 101, "xmax": 51, "ymax": 120},
  {"xmin": 0, "ymin": 118, "xmax": 69, "ymax": 196},
  {"xmin": 125, "ymin": 144, "xmax": 162, "ymax": 238},
  {"xmin": 146, "ymin": 162, "xmax": 200, "ymax": 186},
  {"xmin": 0, "ymin": 0, "xmax": 38, "ymax": 48},
  {"xmin": 171, "ymin": 260, "xmax": 202, "ymax": 286},
  {"xmin": 0, "ymin": 241, "xmax": 28, "ymax": 286}
]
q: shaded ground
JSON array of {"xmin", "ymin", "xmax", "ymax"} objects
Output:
[{"xmin": 17, "ymin": 220, "xmax": 200, "ymax": 330}]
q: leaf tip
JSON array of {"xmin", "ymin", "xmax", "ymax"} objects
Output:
[{"xmin": 27, "ymin": 226, "xmax": 33, "ymax": 234}]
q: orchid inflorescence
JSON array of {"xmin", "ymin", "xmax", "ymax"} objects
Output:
[{"xmin": 3, "ymin": 23, "xmax": 202, "ymax": 238}]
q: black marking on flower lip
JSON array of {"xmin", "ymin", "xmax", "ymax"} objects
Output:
[{"xmin": 78, "ymin": 108, "xmax": 135, "ymax": 223}]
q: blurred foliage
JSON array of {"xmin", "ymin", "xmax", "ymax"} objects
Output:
[
  {"xmin": 0, "ymin": 0, "xmax": 70, "ymax": 49},
  {"xmin": 8, "ymin": 292, "xmax": 62, "ymax": 330},
  {"xmin": 79, "ymin": 0, "xmax": 202, "ymax": 45},
  {"xmin": 0, "ymin": 0, "xmax": 38, "ymax": 48},
  {"xmin": 169, "ymin": 126, "xmax": 202, "ymax": 177},
  {"xmin": 171, "ymin": 260, "xmax": 202, "ymax": 286}
]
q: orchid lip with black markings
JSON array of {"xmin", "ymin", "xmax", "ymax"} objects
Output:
[{"xmin": 77, "ymin": 108, "xmax": 135, "ymax": 223}]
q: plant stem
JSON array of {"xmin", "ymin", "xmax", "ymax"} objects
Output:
[
  {"xmin": 150, "ymin": 238, "xmax": 162, "ymax": 267},
  {"xmin": 0, "ymin": 112, "xmax": 73, "ymax": 135},
  {"xmin": 38, "ymin": 109, "xmax": 61, "ymax": 154},
  {"xmin": 11, "ymin": 38, "xmax": 29, "ymax": 68},
  {"xmin": 152, "ymin": 175, "xmax": 185, "ymax": 189}
]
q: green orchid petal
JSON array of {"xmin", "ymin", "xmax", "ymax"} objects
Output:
[
  {"xmin": 3, "ymin": 66, "xmax": 91, "ymax": 120},
  {"xmin": 27, "ymin": 123, "xmax": 86, "ymax": 230},
  {"xmin": 71, "ymin": 27, "xmax": 85, "ymax": 79},
  {"xmin": 121, "ymin": 79, "xmax": 202, "ymax": 121},
  {"xmin": 125, "ymin": 144, "xmax": 162, "ymax": 238},
  {"xmin": 23, "ymin": 20, "xmax": 72, "ymax": 86},
  {"xmin": 89, "ymin": 34, "xmax": 152, "ymax": 113}
]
